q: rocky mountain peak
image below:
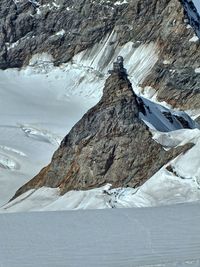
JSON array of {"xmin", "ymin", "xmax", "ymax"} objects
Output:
[
  {"xmin": 101, "ymin": 74, "xmax": 134, "ymax": 104},
  {"xmin": 12, "ymin": 69, "xmax": 192, "ymax": 200}
]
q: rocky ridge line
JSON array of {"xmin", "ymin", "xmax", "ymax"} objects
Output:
[
  {"xmin": 12, "ymin": 72, "xmax": 192, "ymax": 199},
  {"xmin": 0, "ymin": 0, "xmax": 199, "ymax": 111}
]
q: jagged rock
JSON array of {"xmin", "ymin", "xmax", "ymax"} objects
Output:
[
  {"xmin": 0, "ymin": 0, "xmax": 199, "ymax": 110},
  {"xmin": 12, "ymin": 73, "xmax": 192, "ymax": 199},
  {"xmin": 140, "ymin": 0, "xmax": 200, "ymax": 110}
]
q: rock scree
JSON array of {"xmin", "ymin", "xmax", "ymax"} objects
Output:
[{"xmin": 12, "ymin": 72, "xmax": 192, "ymax": 200}]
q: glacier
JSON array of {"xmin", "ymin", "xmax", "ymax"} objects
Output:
[{"xmin": 0, "ymin": 203, "xmax": 200, "ymax": 267}]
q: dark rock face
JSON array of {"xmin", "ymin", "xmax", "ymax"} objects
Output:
[
  {"xmin": 0, "ymin": 0, "xmax": 199, "ymax": 110},
  {"xmin": 0, "ymin": 0, "xmax": 125, "ymax": 69},
  {"xmin": 140, "ymin": 0, "xmax": 200, "ymax": 110},
  {"xmin": 13, "ymin": 73, "xmax": 191, "ymax": 199}
]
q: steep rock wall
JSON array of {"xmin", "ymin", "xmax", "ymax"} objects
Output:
[
  {"xmin": 0, "ymin": 0, "xmax": 199, "ymax": 110},
  {"xmin": 12, "ymin": 73, "xmax": 192, "ymax": 199}
]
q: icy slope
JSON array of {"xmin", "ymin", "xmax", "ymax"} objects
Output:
[
  {"xmin": 182, "ymin": 0, "xmax": 200, "ymax": 38},
  {"xmin": 0, "ymin": 40, "xmax": 199, "ymax": 207},
  {"xmin": 0, "ymin": 60, "xmax": 103, "ymax": 205},
  {"xmin": 0, "ymin": 41, "xmax": 159, "ymax": 206},
  {"xmin": 193, "ymin": 0, "xmax": 200, "ymax": 13},
  {"xmin": 0, "ymin": 203, "xmax": 200, "ymax": 267},
  {"xmin": 139, "ymin": 96, "xmax": 199, "ymax": 132},
  {"xmin": 1, "ymin": 127, "xmax": 200, "ymax": 213}
]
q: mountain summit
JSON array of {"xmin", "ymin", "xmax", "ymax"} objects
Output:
[{"xmin": 12, "ymin": 69, "xmax": 191, "ymax": 199}]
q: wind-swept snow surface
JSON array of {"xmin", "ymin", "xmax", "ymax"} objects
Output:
[
  {"xmin": 0, "ymin": 204, "xmax": 200, "ymax": 267},
  {"xmin": 0, "ymin": 61, "xmax": 103, "ymax": 205}
]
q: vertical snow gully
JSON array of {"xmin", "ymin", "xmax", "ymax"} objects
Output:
[{"xmin": 179, "ymin": 0, "xmax": 200, "ymax": 38}]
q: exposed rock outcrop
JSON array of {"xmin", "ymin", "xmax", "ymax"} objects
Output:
[
  {"xmin": 140, "ymin": 0, "xmax": 200, "ymax": 110},
  {"xmin": 12, "ymin": 73, "xmax": 192, "ymax": 199},
  {"xmin": 0, "ymin": 0, "xmax": 199, "ymax": 110}
]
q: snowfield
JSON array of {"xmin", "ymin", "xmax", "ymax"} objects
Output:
[
  {"xmin": 0, "ymin": 56, "xmax": 103, "ymax": 205},
  {"xmin": 0, "ymin": 203, "xmax": 200, "ymax": 267}
]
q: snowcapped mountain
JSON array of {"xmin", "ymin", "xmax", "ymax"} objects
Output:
[
  {"xmin": 0, "ymin": 0, "xmax": 200, "ymax": 210},
  {"xmin": 0, "ymin": 1, "xmax": 200, "ymax": 266},
  {"xmin": 4, "ymin": 70, "xmax": 196, "ymax": 207},
  {"xmin": 2, "ymin": 70, "xmax": 200, "ymax": 213}
]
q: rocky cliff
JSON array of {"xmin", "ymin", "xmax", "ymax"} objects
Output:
[
  {"xmin": 0, "ymin": 0, "xmax": 199, "ymax": 110},
  {"xmin": 13, "ymin": 72, "xmax": 191, "ymax": 199}
]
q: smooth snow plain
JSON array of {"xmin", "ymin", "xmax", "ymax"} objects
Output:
[{"xmin": 0, "ymin": 203, "xmax": 200, "ymax": 267}]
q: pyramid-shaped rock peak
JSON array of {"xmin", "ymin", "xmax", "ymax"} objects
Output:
[
  {"xmin": 100, "ymin": 74, "xmax": 137, "ymax": 105},
  {"xmin": 13, "ymin": 73, "xmax": 191, "ymax": 199}
]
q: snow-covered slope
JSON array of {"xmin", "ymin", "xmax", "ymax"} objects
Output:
[
  {"xmin": 182, "ymin": 0, "xmax": 200, "ymax": 38},
  {"xmin": 0, "ymin": 41, "xmax": 160, "ymax": 206},
  {"xmin": 0, "ymin": 2, "xmax": 200, "ymax": 266},
  {"xmin": 139, "ymin": 96, "xmax": 199, "ymax": 132},
  {"xmin": 1, "ymin": 203, "xmax": 200, "ymax": 267},
  {"xmin": 1, "ymin": 127, "xmax": 200, "ymax": 212},
  {"xmin": 0, "ymin": 38, "xmax": 199, "ymax": 208},
  {"xmin": 193, "ymin": 0, "xmax": 200, "ymax": 13},
  {"xmin": 0, "ymin": 57, "xmax": 103, "ymax": 205}
]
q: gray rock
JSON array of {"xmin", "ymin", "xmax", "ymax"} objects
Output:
[
  {"xmin": 0, "ymin": 0, "xmax": 199, "ymax": 110},
  {"xmin": 12, "ymin": 73, "xmax": 192, "ymax": 199}
]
